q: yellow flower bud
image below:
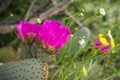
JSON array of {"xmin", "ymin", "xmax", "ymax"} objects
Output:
[
  {"xmin": 70, "ymin": 34, "xmax": 74, "ymax": 38},
  {"xmin": 82, "ymin": 66, "xmax": 87, "ymax": 77},
  {"xmin": 99, "ymin": 34, "xmax": 109, "ymax": 46}
]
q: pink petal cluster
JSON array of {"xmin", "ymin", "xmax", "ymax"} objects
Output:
[
  {"xmin": 38, "ymin": 20, "xmax": 71, "ymax": 50},
  {"xmin": 94, "ymin": 38, "xmax": 110, "ymax": 53},
  {"xmin": 16, "ymin": 21, "xmax": 41, "ymax": 41},
  {"xmin": 16, "ymin": 20, "xmax": 71, "ymax": 50}
]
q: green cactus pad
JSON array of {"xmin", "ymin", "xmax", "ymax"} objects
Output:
[
  {"xmin": 0, "ymin": 58, "xmax": 48, "ymax": 80},
  {"xmin": 20, "ymin": 42, "xmax": 53, "ymax": 63},
  {"xmin": 75, "ymin": 27, "xmax": 90, "ymax": 40},
  {"xmin": 0, "ymin": 47, "xmax": 17, "ymax": 63}
]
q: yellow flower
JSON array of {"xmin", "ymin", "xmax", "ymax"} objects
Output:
[
  {"xmin": 10, "ymin": 13, "xmax": 14, "ymax": 16},
  {"xmin": 82, "ymin": 65, "xmax": 87, "ymax": 77},
  {"xmin": 110, "ymin": 38, "xmax": 115, "ymax": 49},
  {"xmin": 70, "ymin": 34, "xmax": 74, "ymax": 38},
  {"xmin": 108, "ymin": 30, "xmax": 115, "ymax": 49},
  {"xmin": 99, "ymin": 34, "xmax": 109, "ymax": 46}
]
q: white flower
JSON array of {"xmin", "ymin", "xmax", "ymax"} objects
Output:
[
  {"xmin": 37, "ymin": 18, "xmax": 42, "ymax": 24},
  {"xmin": 108, "ymin": 30, "xmax": 112, "ymax": 39},
  {"xmin": 99, "ymin": 8, "xmax": 106, "ymax": 16},
  {"xmin": 78, "ymin": 39, "xmax": 86, "ymax": 49}
]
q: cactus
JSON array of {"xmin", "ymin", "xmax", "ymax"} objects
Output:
[
  {"xmin": 0, "ymin": 47, "xmax": 17, "ymax": 63},
  {"xmin": 19, "ymin": 42, "xmax": 54, "ymax": 63},
  {"xmin": 0, "ymin": 42, "xmax": 53, "ymax": 80},
  {"xmin": 11, "ymin": 41, "xmax": 54, "ymax": 80},
  {"xmin": 0, "ymin": 58, "xmax": 48, "ymax": 80},
  {"xmin": 2, "ymin": 18, "xmax": 71, "ymax": 80},
  {"xmin": 75, "ymin": 27, "xmax": 90, "ymax": 41}
]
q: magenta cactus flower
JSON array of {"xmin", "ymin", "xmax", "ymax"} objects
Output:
[
  {"xmin": 16, "ymin": 21, "xmax": 41, "ymax": 41},
  {"xmin": 38, "ymin": 20, "xmax": 71, "ymax": 50},
  {"xmin": 94, "ymin": 38, "xmax": 110, "ymax": 53},
  {"xmin": 94, "ymin": 34, "xmax": 110, "ymax": 53}
]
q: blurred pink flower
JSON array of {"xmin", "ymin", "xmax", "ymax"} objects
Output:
[
  {"xmin": 38, "ymin": 20, "xmax": 71, "ymax": 50},
  {"xmin": 94, "ymin": 38, "xmax": 110, "ymax": 53},
  {"xmin": 16, "ymin": 21, "xmax": 41, "ymax": 41}
]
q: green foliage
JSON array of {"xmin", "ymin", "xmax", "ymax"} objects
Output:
[
  {"xmin": 0, "ymin": 0, "xmax": 30, "ymax": 22},
  {"xmin": 0, "ymin": 32, "xmax": 16, "ymax": 48},
  {"xmin": 51, "ymin": 0, "xmax": 120, "ymax": 79},
  {"xmin": 0, "ymin": 58, "xmax": 48, "ymax": 80}
]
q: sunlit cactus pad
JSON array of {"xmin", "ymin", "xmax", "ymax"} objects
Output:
[
  {"xmin": 0, "ymin": 47, "xmax": 16, "ymax": 63},
  {"xmin": 0, "ymin": 58, "xmax": 48, "ymax": 80}
]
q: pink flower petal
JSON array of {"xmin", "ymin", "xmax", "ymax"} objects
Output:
[
  {"xmin": 38, "ymin": 19, "xmax": 71, "ymax": 50},
  {"xmin": 101, "ymin": 46, "xmax": 110, "ymax": 53},
  {"xmin": 94, "ymin": 38, "xmax": 111, "ymax": 53},
  {"xmin": 16, "ymin": 21, "xmax": 41, "ymax": 41}
]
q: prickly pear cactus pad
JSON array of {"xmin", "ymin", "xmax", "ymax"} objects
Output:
[
  {"xmin": 19, "ymin": 42, "xmax": 54, "ymax": 62},
  {"xmin": 0, "ymin": 58, "xmax": 48, "ymax": 80}
]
